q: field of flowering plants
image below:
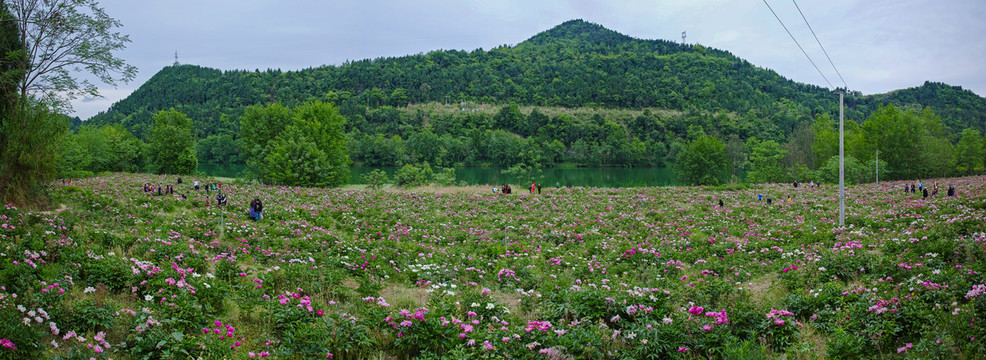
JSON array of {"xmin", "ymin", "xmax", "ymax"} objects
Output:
[{"xmin": 1, "ymin": 173, "xmax": 985, "ymax": 359}]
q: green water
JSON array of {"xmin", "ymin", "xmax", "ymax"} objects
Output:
[{"xmin": 199, "ymin": 164, "xmax": 684, "ymax": 187}]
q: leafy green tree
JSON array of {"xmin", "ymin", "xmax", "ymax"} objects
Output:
[
  {"xmin": 407, "ymin": 129, "xmax": 442, "ymax": 164},
  {"xmin": 0, "ymin": 3, "xmax": 24, "ymax": 119},
  {"xmin": 197, "ymin": 134, "xmax": 242, "ymax": 164},
  {"xmin": 362, "ymin": 169, "xmax": 389, "ymax": 190},
  {"xmin": 486, "ymin": 130, "xmax": 521, "ymax": 168},
  {"xmin": 394, "ymin": 163, "xmax": 428, "ymax": 187},
  {"xmin": 862, "ymin": 158, "xmax": 890, "ymax": 183},
  {"xmin": 291, "ymin": 101, "xmax": 351, "ymax": 186},
  {"xmin": 676, "ymin": 135, "xmax": 727, "ymax": 185},
  {"xmin": 1, "ymin": 101, "xmax": 67, "ymax": 201},
  {"xmin": 432, "ymin": 167, "xmax": 457, "ymax": 186},
  {"xmin": 241, "ymin": 101, "xmax": 350, "ymax": 187},
  {"xmin": 811, "ymin": 113, "xmax": 838, "ymax": 167},
  {"xmin": 502, "ymin": 162, "xmax": 542, "ymax": 184},
  {"xmin": 71, "ymin": 124, "xmax": 144, "ymax": 173},
  {"xmin": 390, "ymin": 88, "xmax": 409, "ymax": 107},
  {"xmin": 723, "ymin": 134, "xmax": 746, "ymax": 179},
  {"xmin": 240, "ymin": 103, "xmax": 293, "ymax": 180},
  {"xmin": 746, "ymin": 139, "xmax": 787, "ymax": 184},
  {"xmin": 919, "ymin": 136, "xmax": 956, "ymax": 179},
  {"xmin": 543, "ymin": 139, "xmax": 566, "ymax": 165},
  {"xmin": 263, "ymin": 127, "xmax": 333, "ymax": 187},
  {"xmin": 57, "ymin": 132, "xmax": 93, "ymax": 177},
  {"xmin": 816, "ymin": 155, "xmax": 865, "ymax": 185},
  {"xmin": 0, "ymin": 4, "xmax": 65, "ymax": 204},
  {"xmin": 6, "ymin": 0, "xmax": 136, "ymax": 105},
  {"xmin": 955, "ymin": 128, "xmax": 983, "ymax": 174},
  {"xmin": 149, "ymin": 109, "xmax": 197, "ymax": 175},
  {"xmin": 493, "ymin": 104, "xmax": 523, "ymax": 133}
]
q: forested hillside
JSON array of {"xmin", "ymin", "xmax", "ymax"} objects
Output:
[{"xmin": 74, "ymin": 20, "xmax": 986, "ymax": 183}]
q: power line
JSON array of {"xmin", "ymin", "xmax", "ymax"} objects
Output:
[
  {"xmin": 791, "ymin": 0, "xmax": 848, "ymax": 89},
  {"xmin": 762, "ymin": 0, "xmax": 833, "ymax": 89}
]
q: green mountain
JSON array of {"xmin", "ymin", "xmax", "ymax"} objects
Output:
[{"xmin": 86, "ymin": 19, "xmax": 985, "ymax": 146}]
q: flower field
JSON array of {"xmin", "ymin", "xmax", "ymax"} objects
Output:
[{"xmin": 1, "ymin": 174, "xmax": 985, "ymax": 359}]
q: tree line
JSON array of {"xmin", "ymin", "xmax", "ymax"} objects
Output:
[{"xmin": 63, "ymin": 98, "xmax": 986, "ymax": 189}]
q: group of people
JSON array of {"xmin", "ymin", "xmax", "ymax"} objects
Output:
[
  {"xmin": 142, "ymin": 183, "xmax": 176, "ymax": 195},
  {"xmin": 792, "ymin": 181, "xmax": 818, "ymax": 188},
  {"xmin": 137, "ymin": 177, "xmax": 265, "ymax": 220},
  {"xmin": 904, "ymin": 180, "xmax": 956, "ymax": 198},
  {"xmin": 493, "ymin": 182, "xmax": 543, "ymax": 195},
  {"xmin": 195, "ymin": 181, "xmax": 221, "ymax": 193}
]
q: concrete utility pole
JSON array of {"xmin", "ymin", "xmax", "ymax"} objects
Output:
[
  {"xmin": 875, "ymin": 150, "xmax": 879, "ymax": 184},
  {"xmin": 839, "ymin": 91, "xmax": 845, "ymax": 227}
]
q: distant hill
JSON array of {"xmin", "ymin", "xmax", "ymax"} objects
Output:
[{"xmin": 86, "ymin": 19, "xmax": 986, "ymax": 142}]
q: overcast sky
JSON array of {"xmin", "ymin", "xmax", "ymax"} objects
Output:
[{"xmin": 69, "ymin": 0, "xmax": 986, "ymax": 119}]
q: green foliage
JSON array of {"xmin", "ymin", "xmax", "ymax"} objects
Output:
[
  {"xmin": 5, "ymin": 0, "xmax": 137, "ymax": 105},
  {"xmin": 60, "ymin": 124, "xmax": 144, "ymax": 175},
  {"xmin": 676, "ymin": 135, "xmax": 727, "ymax": 185},
  {"xmin": 815, "ymin": 155, "xmax": 865, "ymax": 185},
  {"xmin": 862, "ymin": 105, "xmax": 951, "ymax": 179},
  {"xmin": 196, "ymin": 134, "xmax": 241, "ymax": 164},
  {"xmin": 263, "ymin": 126, "xmax": 336, "ymax": 187},
  {"xmin": 955, "ymin": 128, "xmax": 983, "ymax": 174},
  {"xmin": 431, "ymin": 167, "xmax": 457, "ymax": 186},
  {"xmin": 242, "ymin": 101, "xmax": 350, "ymax": 187},
  {"xmin": 746, "ymin": 139, "xmax": 787, "ymax": 184},
  {"xmin": 362, "ymin": 169, "xmax": 390, "ymax": 190},
  {"xmin": 501, "ymin": 163, "xmax": 541, "ymax": 184},
  {"xmin": 0, "ymin": 100, "xmax": 67, "ymax": 204},
  {"xmin": 149, "ymin": 109, "xmax": 198, "ymax": 175},
  {"xmin": 239, "ymin": 102, "xmax": 294, "ymax": 180},
  {"xmin": 394, "ymin": 163, "xmax": 430, "ymax": 187}
]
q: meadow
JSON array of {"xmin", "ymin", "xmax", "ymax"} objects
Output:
[{"xmin": 1, "ymin": 174, "xmax": 984, "ymax": 359}]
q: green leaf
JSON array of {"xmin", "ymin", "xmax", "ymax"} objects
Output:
[
  {"xmin": 171, "ymin": 331, "xmax": 184, "ymax": 341},
  {"xmin": 155, "ymin": 340, "xmax": 167, "ymax": 348}
]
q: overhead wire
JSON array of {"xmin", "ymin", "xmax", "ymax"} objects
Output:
[
  {"xmin": 791, "ymin": 0, "xmax": 848, "ymax": 89},
  {"xmin": 762, "ymin": 0, "xmax": 834, "ymax": 89}
]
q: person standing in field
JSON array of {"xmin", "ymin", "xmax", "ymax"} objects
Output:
[
  {"xmin": 253, "ymin": 198, "xmax": 263, "ymax": 221},
  {"xmin": 537, "ymin": 183, "xmax": 542, "ymax": 194},
  {"xmin": 530, "ymin": 182, "xmax": 536, "ymax": 194}
]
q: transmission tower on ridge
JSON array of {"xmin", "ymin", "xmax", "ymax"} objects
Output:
[
  {"xmin": 174, "ymin": 51, "xmax": 179, "ymax": 66},
  {"xmin": 681, "ymin": 31, "xmax": 686, "ymax": 45}
]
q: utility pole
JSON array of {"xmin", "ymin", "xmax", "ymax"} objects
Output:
[
  {"xmin": 839, "ymin": 90, "xmax": 845, "ymax": 227},
  {"xmin": 875, "ymin": 150, "xmax": 879, "ymax": 184}
]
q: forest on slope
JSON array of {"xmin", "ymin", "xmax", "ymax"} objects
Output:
[{"xmin": 72, "ymin": 20, "xmax": 986, "ymax": 183}]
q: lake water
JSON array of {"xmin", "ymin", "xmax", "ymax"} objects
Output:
[{"xmin": 198, "ymin": 164, "xmax": 683, "ymax": 187}]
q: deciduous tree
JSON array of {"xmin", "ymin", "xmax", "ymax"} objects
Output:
[
  {"xmin": 149, "ymin": 109, "xmax": 197, "ymax": 175},
  {"xmin": 676, "ymin": 135, "xmax": 726, "ymax": 186}
]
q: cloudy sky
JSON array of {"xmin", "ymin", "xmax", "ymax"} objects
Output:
[{"xmin": 70, "ymin": 0, "xmax": 986, "ymax": 119}]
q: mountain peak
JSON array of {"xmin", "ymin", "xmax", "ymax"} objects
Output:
[{"xmin": 523, "ymin": 19, "xmax": 631, "ymax": 46}]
